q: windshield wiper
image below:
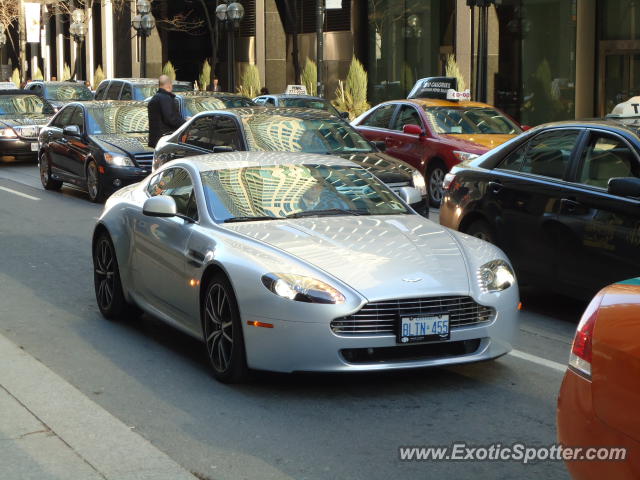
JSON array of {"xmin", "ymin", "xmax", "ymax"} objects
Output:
[
  {"xmin": 125, "ymin": 131, "xmax": 148, "ymax": 134},
  {"xmin": 223, "ymin": 216, "xmax": 281, "ymax": 223},
  {"xmin": 286, "ymin": 208, "xmax": 369, "ymax": 218}
]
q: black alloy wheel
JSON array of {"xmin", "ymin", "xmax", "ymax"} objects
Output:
[
  {"xmin": 39, "ymin": 154, "xmax": 62, "ymax": 190},
  {"xmin": 202, "ymin": 274, "xmax": 248, "ymax": 383},
  {"xmin": 86, "ymin": 160, "xmax": 104, "ymax": 203}
]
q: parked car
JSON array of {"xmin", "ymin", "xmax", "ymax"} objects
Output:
[
  {"xmin": 557, "ymin": 278, "xmax": 640, "ymax": 479},
  {"xmin": 0, "ymin": 81, "xmax": 18, "ymax": 90},
  {"xmin": 173, "ymin": 92, "xmax": 255, "ymax": 117},
  {"xmin": 94, "ymin": 78, "xmax": 193, "ymax": 101},
  {"xmin": 351, "ymin": 98, "xmax": 522, "ymax": 206},
  {"xmin": 92, "ymin": 151, "xmax": 519, "ymax": 383},
  {"xmin": 38, "ymin": 100, "xmax": 153, "ymax": 202},
  {"xmin": 24, "ymin": 81, "xmax": 94, "ymax": 111},
  {"xmin": 253, "ymin": 93, "xmax": 347, "ymax": 118},
  {"xmin": 153, "ymin": 107, "xmax": 428, "ymax": 214},
  {"xmin": 439, "ymin": 120, "xmax": 640, "ymax": 299},
  {"xmin": 0, "ymin": 90, "xmax": 55, "ymax": 161}
]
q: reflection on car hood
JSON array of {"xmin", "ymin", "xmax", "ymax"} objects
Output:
[
  {"xmin": 333, "ymin": 151, "xmax": 415, "ymax": 183},
  {"xmin": 441, "ymin": 134, "xmax": 517, "ymax": 152},
  {"xmin": 92, "ymin": 134, "xmax": 152, "ymax": 155},
  {"xmin": 0, "ymin": 114, "xmax": 52, "ymax": 127},
  {"xmin": 224, "ymin": 214, "xmax": 470, "ymax": 300}
]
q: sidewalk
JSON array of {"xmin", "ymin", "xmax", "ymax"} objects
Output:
[{"xmin": 0, "ymin": 333, "xmax": 198, "ymax": 480}]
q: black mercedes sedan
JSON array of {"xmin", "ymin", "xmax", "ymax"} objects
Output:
[
  {"xmin": 0, "ymin": 90, "xmax": 55, "ymax": 161},
  {"xmin": 38, "ymin": 101, "xmax": 153, "ymax": 202},
  {"xmin": 439, "ymin": 119, "xmax": 640, "ymax": 299},
  {"xmin": 153, "ymin": 107, "xmax": 428, "ymax": 214}
]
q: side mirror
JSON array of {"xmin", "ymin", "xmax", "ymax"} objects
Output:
[
  {"xmin": 372, "ymin": 140, "xmax": 386, "ymax": 152},
  {"xmin": 143, "ymin": 196, "xmax": 177, "ymax": 218},
  {"xmin": 397, "ymin": 186, "xmax": 422, "ymax": 205},
  {"xmin": 63, "ymin": 125, "xmax": 81, "ymax": 137},
  {"xmin": 340, "ymin": 111, "xmax": 350, "ymax": 119},
  {"xmin": 212, "ymin": 145, "xmax": 235, "ymax": 153},
  {"xmin": 608, "ymin": 177, "xmax": 640, "ymax": 198},
  {"xmin": 403, "ymin": 124, "xmax": 424, "ymax": 136}
]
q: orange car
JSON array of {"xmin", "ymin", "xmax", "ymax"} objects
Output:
[{"xmin": 557, "ymin": 278, "xmax": 640, "ymax": 478}]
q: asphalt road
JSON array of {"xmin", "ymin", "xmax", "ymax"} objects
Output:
[{"xmin": 0, "ymin": 162, "xmax": 582, "ymax": 480}]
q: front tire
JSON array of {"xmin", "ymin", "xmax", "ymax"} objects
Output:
[
  {"xmin": 426, "ymin": 161, "xmax": 446, "ymax": 207},
  {"xmin": 464, "ymin": 219, "xmax": 496, "ymax": 244},
  {"xmin": 202, "ymin": 274, "xmax": 248, "ymax": 383},
  {"xmin": 93, "ymin": 232, "xmax": 140, "ymax": 320},
  {"xmin": 39, "ymin": 153, "xmax": 62, "ymax": 191},
  {"xmin": 86, "ymin": 160, "xmax": 105, "ymax": 203}
]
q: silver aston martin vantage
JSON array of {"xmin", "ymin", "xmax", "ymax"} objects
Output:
[{"xmin": 92, "ymin": 151, "xmax": 519, "ymax": 383}]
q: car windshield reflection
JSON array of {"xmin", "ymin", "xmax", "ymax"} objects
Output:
[
  {"xmin": 0, "ymin": 95, "xmax": 46, "ymax": 115},
  {"xmin": 424, "ymin": 106, "xmax": 521, "ymax": 135},
  {"xmin": 86, "ymin": 106, "xmax": 149, "ymax": 135}
]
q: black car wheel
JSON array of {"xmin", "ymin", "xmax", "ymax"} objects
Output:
[
  {"xmin": 202, "ymin": 274, "xmax": 248, "ymax": 383},
  {"xmin": 93, "ymin": 232, "xmax": 140, "ymax": 320},
  {"xmin": 465, "ymin": 219, "xmax": 496, "ymax": 244},
  {"xmin": 39, "ymin": 154, "xmax": 62, "ymax": 191},
  {"xmin": 427, "ymin": 161, "xmax": 446, "ymax": 207},
  {"xmin": 86, "ymin": 160, "xmax": 105, "ymax": 203}
]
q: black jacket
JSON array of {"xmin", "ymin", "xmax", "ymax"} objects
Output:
[{"xmin": 148, "ymin": 88, "xmax": 185, "ymax": 147}]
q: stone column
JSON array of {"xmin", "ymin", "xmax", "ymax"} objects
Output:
[
  {"xmin": 101, "ymin": 0, "xmax": 115, "ymax": 78},
  {"xmin": 264, "ymin": 0, "xmax": 286, "ymax": 93}
]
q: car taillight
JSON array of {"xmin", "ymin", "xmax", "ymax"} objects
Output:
[
  {"xmin": 569, "ymin": 295, "xmax": 603, "ymax": 379},
  {"xmin": 442, "ymin": 172, "xmax": 457, "ymax": 191}
]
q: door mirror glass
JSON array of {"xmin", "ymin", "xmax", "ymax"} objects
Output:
[
  {"xmin": 403, "ymin": 124, "xmax": 423, "ymax": 136},
  {"xmin": 608, "ymin": 177, "xmax": 640, "ymax": 198},
  {"xmin": 63, "ymin": 125, "xmax": 81, "ymax": 137},
  {"xmin": 143, "ymin": 196, "xmax": 177, "ymax": 218},
  {"xmin": 397, "ymin": 186, "xmax": 422, "ymax": 205}
]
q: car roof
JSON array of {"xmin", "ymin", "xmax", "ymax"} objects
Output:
[
  {"xmin": 526, "ymin": 118, "xmax": 640, "ymax": 138},
  {"xmin": 206, "ymin": 106, "xmax": 337, "ymax": 119},
  {"xmin": 177, "ymin": 91, "xmax": 248, "ymax": 99},
  {"xmin": 27, "ymin": 81, "xmax": 85, "ymax": 86},
  {"xmin": 100, "ymin": 78, "xmax": 191, "ymax": 85},
  {"xmin": 0, "ymin": 89, "xmax": 41, "ymax": 96},
  {"xmin": 68, "ymin": 100, "xmax": 148, "ymax": 108},
  {"xmin": 269, "ymin": 94, "xmax": 329, "ymax": 101},
  {"xmin": 390, "ymin": 98, "xmax": 499, "ymax": 109},
  {"xmin": 184, "ymin": 151, "xmax": 358, "ymax": 173}
]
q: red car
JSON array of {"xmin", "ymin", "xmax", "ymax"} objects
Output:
[{"xmin": 352, "ymin": 98, "xmax": 523, "ymax": 206}]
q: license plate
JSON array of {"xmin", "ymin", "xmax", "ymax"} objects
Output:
[
  {"xmin": 398, "ymin": 314, "xmax": 450, "ymax": 344},
  {"xmin": 30, "ymin": 142, "xmax": 38, "ymax": 151}
]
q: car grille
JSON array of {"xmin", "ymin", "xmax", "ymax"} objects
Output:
[
  {"xmin": 133, "ymin": 152, "xmax": 153, "ymax": 169},
  {"xmin": 331, "ymin": 296, "xmax": 495, "ymax": 335},
  {"xmin": 15, "ymin": 126, "xmax": 40, "ymax": 139}
]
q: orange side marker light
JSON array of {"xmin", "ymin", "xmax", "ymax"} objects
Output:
[{"xmin": 248, "ymin": 321, "xmax": 274, "ymax": 328}]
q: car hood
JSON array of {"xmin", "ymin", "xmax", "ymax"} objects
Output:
[
  {"xmin": 440, "ymin": 134, "xmax": 517, "ymax": 153},
  {"xmin": 332, "ymin": 151, "xmax": 416, "ymax": 183},
  {"xmin": 224, "ymin": 215, "xmax": 471, "ymax": 300},
  {"xmin": 0, "ymin": 114, "xmax": 52, "ymax": 127},
  {"xmin": 92, "ymin": 134, "xmax": 152, "ymax": 155}
]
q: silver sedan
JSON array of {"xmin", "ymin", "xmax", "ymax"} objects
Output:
[{"xmin": 92, "ymin": 151, "xmax": 519, "ymax": 383}]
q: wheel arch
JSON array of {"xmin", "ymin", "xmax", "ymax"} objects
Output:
[{"xmin": 458, "ymin": 211, "xmax": 494, "ymax": 236}]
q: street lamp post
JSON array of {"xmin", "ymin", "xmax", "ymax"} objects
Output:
[
  {"xmin": 132, "ymin": 0, "xmax": 156, "ymax": 78},
  {"xmin": 70, "ymin": 9, "xmax": 87, "ymax": 81},
  {"xmin": 216, "ymin": 1, "xmax": 245, "ymax": 92}
]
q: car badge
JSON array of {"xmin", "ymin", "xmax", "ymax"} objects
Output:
[{"xmin": 402, "ymin": 277, "xmax": 422, "ymax": 283}]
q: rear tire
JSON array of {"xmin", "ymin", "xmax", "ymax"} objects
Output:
[
  {"xmin": 39, "ymin": 153, "xmax": 62, "ymax": 191},
  {"xmin": 464, "ymin": 219, "xmax": 496, "ymax": 244},
  {"xmin": 86, "ymin": 160, "xmax": 105, "ymax": 203},
  {"xmin": 201, "ymin": 274, "xmax": 248, "ymax": 383},
  {"xmin": 426, "ymin": 161, "xmax": 446, "ymax": 207}
]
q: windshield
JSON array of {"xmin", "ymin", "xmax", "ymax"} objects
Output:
[
  {"xmin": 201, "ymin": 164, "xmax": 409, "ymax": 222},
  {"xmin": 0, "ymin": 95, "xmax": 46, "ymax": 115},
  {"xmin": 280, "ymin": 98, "xmax": 340, "ymax": 115},
  {"xmin": 45, "ymin": 84, "xmax": 93, "ymax": 101},
  {"xmin": 138, "ymin": 83, "xmax": 192, "ymax": 99},
  {"xmin": 86, "ymin": 105, "xmax": 148, "ymax": 135},
  {"xmin": 183, "ymin": 96, "xmax": 254, "ymax": 116},
  {"xmin": 424, "ymin": 106, "xmax": 521, "ymax": 135},
  {"xmin": 242, "ymin": 115, "xmax": 374, "ymax": 154}
]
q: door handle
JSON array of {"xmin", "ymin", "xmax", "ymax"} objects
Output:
[
  {"xmin": 488, "ymin": 181, "xmax": 503, "ymax": 194},
  {"xmin": 60, "ymin": 137, "xmax": 68, "ymax": 143},
  {"xmin": 384, "ymin": 136, "xmax": 394, "ymax": 144},
  {"xmin": 561, "ymin": 198, "xmax": 581, "ymax": 213}
]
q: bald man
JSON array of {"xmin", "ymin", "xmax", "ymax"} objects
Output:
[{"xmin": 147, "ymin": 74, "xmax": 185, "ymax": 148}]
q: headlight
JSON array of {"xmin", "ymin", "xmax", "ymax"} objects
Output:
[
  {"xmin": 104, "ymin": 152, "xmax": 134, "ymax": 167},
  {"xmin": 411, "ymin": 170, "xmax": 427, "ymax": 196},
  {"xmin": 0, "ymin": 127, "xmax": 17, "ymax": 138},
  {"xmin": 453, "ymin": 151, "xmax": 479, "ymax": 163},
  {"xmin": 477, "ymin": 260, "xmax": 515, "ymax": 293},
  {"xmin": 261, "ymin": 273, "xmax": 345, "ymax": 304}
]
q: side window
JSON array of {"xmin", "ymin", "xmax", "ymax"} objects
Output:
[
  {"xmin": 578, "ymin": 133, "xmax": 640, "ymax": 189},
  {"xmin": 254, "ymin": 97, "xmax": 265, "ymax": 105},
  {"xmin": 70, "ymin": 108, "xmax": 85, "ymax": 133},
  {"xmin": 95, "ymin": 82, "xmax": 108, "ymax": 100},
  {"xmin": 121, "ymin": 84, "xmax": 133, "ymax": 100},
  {"xmin": 106, "ymin": 81, "xmax": 122, "ymax": 100},
  {"xmin": 211, "ymin": 115, "xmax": 242, "ymax": 150},
  {"xmin": 147, "ymin": 168, "xmax": 198, "ymax": 220},
  {"xmin": 183, "ymin": 116, "xmax": 216, "ymax": 150},
  {"xmin": 392, "ymin": 105, "xmax": 423, "ymax": 131},
  {"xmin": 360, "ymin": 104, "xmax": 396, "ymax": 129},
  {"xmin": 265, "ymin": 98, "xmax": 276, "ymax": 106},
  {"xmin": 499, "ymin": 130, "xmax": 581, "ymax": 180},
  {"xmin": 52, "ymin": 106, "xmax": 75, "ymax": 128}
]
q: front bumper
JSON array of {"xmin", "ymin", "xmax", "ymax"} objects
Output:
[
  {"xmin": 101, "ymin": 164, "xmax": 151, "ymax": 192},
  {"xmin": 241, "ymin": 297, "xmax": 518, "ymax": 373},
  {"xmin": 0, "ymin": 137, "xmax": 39, "ymax": 159}
]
